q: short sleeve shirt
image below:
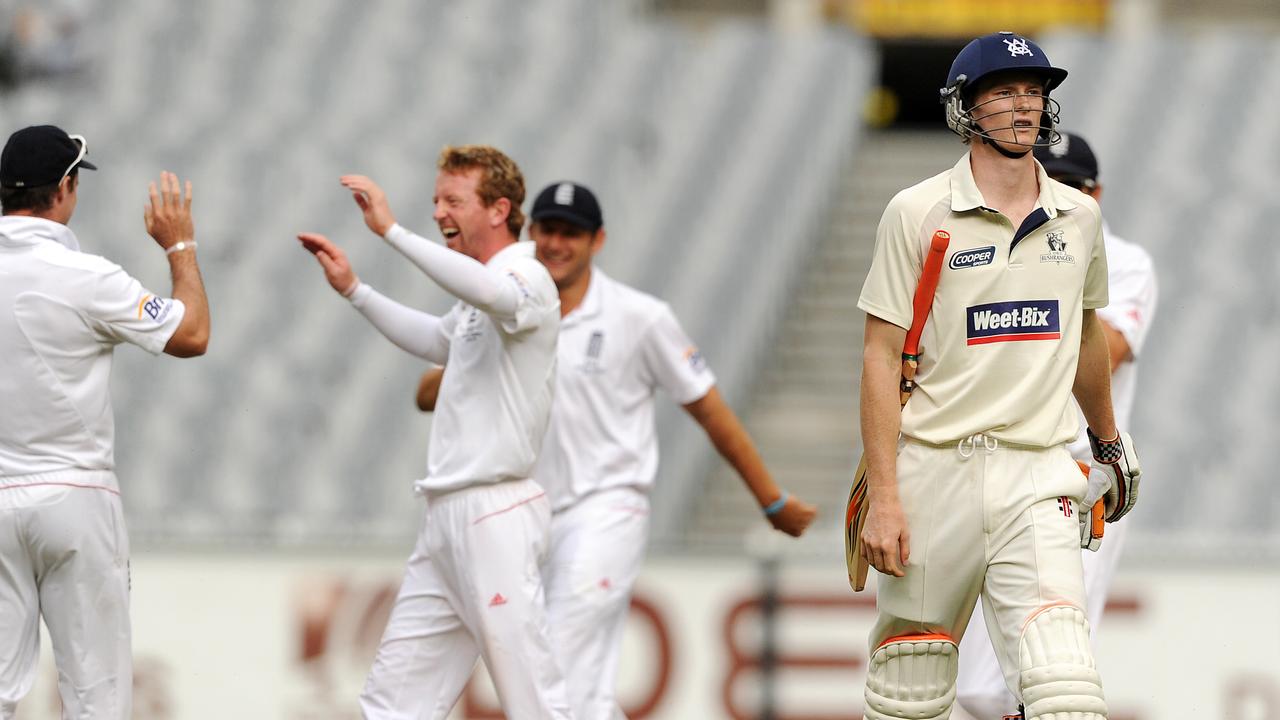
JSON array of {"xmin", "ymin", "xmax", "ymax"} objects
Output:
[
  {"xmin": 533, "ymin": 269, "xmax": 715, "ymax": 511},
  {"xmin": 419, "ymin": 241, "xmax": 562, "ymax": 493},
  {"xmin": 0, "ymin": 216, "xmax": 186, "ymax": 478},
  {"xmin": 858, "ymin": 153, "xmax": 1107, "ymax": 447}
]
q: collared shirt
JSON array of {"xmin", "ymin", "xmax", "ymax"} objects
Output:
[
  {"xmin": 417, "ymin": 241, "xmax": 561, "ymax": 493},
  {"xmin": 532, "ymin": 268, "xmax": 714, "ymax": 511},
  {"xmin": 1067, "ymin": 222, "xmax": 1158, "ymax": 461},
  {"xmin": 0, "ymin": 216, "xmax": 185, "ymax": 484},
  {"xmin": 858, "ymin": 152, "xmax": 1108, "ymax": 447}
]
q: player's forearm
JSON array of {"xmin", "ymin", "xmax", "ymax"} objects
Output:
[
  {"xmin": 860, "ymin": 317, "xmax": 905, "ymax": 500},
  {"xmin": 164, "ymin": 249, "xmax": 209, "ymax": 357},
  {"xmin": 1073, "ymin": 309, "xmax": 1117, "ymax": 437},
  {"xmin": 860, "ymin": 354, "xmax": 903, "ymax": 500},
  {"xmin": 686, "ymin": 389, "xmax": 781, "ymax": 506},
  {"xmin": 382, "ymin": 224, "xmax": 520, "ymax": 318},
  {"xmin": 348, "ymin": 283, "xmax": 449, "ymax": 363}
]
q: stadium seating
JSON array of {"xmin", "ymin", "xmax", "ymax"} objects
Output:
[{"xmin": 0, "ymin": 0, "xmax": 871, "ymax": 547}]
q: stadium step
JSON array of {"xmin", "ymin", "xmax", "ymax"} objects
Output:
[{"xmin": 681, "ymin": 130, "xmax": 962, "ymax": 553}]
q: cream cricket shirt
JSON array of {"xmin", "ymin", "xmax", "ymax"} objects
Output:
[
  {"xmin": 0, "ymin": 216, "xmax": 185, "ymax": 485},
  {"xmin": 533, "ymin": 269, "xmax": 715, "ymax": 511},
  {"xmin": 858, "ymin": 153, "xmax": 1108, "ymax": 447},
  {"xmin": 418, "ymin": 241, "xmax": 560, "ymax": 493}
]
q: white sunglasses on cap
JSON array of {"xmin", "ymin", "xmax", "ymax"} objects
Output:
[{"xmin": 60, "ymin": 134, "xmax": 88, "ymax": 182}]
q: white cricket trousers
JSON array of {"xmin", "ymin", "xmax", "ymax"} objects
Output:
[
  {"xmin": 0, "ymin": 478, "xmax": 132, "ymax": 720},
  {"xmin": 545, "ymin": 487, "xmax": 650, "ymax": 720},
  {"xmin": 359, "ymin": 478, "xmax": 573, "ymax": 720},
  {"xmin": 956, "ymin": 515, "xmax": 1130, "ymax": 720},
  {"xmin": 867, "ymin": 437, "xmax": 1102, "ymax": 717}
]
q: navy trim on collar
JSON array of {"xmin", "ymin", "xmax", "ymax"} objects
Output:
[{"xmin": 1011, "ymin": 207, "xmax": 1051, "ymax": 253}]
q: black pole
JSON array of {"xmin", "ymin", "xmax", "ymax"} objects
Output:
[{"xmin": 759, "ymin": 552, "xmax": 779, "ymax": 720}]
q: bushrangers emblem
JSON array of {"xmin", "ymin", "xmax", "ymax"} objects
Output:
[
  {"xmin": 1046, "ymin": 230, "xmax": 1066, "ymax": 252},
  {"xmin": 1040, "ymin": 230, "xmax": 1074, "ymax": 265}
]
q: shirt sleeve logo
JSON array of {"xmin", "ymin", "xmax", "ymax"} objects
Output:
[
  {"xmin": 684, "ymin": 346, "xmax": 707, "ymax": 374},
  {"xmin": 948, "ymin": 246, "xmax": 996, "ymax": 270},
  {"xmin": 966, "ymin": 300, "xmax": 1060, "ymax": 345},
  {"xmin": 137, "ymin": 294, "xmax": 171, "ymax": 323}
]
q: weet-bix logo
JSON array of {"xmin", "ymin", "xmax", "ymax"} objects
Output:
[
  {"xmin": 949, "ymin": 246, "xmax": 996, "ymax": 270},
  {"xmin": 966, "ymin": 300, "xmax": 1060, "ymax": 346}
]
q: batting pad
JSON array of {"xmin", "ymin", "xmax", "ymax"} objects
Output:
[
  {"xmin": 864, "ymin": 634, "xmax": 958, "ymax": 719},
  {"xmin": 1018, "ymin": 605, "xmax": 1106, "ymax": 720}
]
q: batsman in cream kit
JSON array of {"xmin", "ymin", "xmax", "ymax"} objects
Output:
[{"xmin": 855, "ymin": 32, "xmax": 1141, "ymax": 720}]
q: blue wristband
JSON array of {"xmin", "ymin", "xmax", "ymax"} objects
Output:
[{"xmin": 763, "ymin": 491, "xmax": 789, "ymax": 517}]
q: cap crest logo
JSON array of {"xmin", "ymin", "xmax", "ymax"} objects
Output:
[
  {"xmin": 1003, "ymin": 37, "xmax": 1034, "ymax": 57},
  {"xmin": 554, "ymin": 182, "xmax": 575, "ymax": 206},
  {"xmin": 1049, "ymin": 134, "xmax": 1069, "ymax": 158}
]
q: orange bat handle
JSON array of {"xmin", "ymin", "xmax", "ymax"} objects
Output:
[{"xmin": 903, "ymin": 230, "xmax": 951, "ymax": 357}]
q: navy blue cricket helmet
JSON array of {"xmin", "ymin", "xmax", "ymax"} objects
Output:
[{"xmin": 940, "ymin": 31, "xmax": 1068, "ymax": 149}]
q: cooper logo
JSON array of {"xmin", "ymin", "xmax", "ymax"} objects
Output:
[
  {"xmin": 966, "ymin": 300, "xmax": 1060, "ymax": 345},
  {"xmin": 949, "ymin": 246, "xmax": 996, "ymax": 270}
]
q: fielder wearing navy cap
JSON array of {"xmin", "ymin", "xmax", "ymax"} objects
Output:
[
  {"xmin": 1033, "ymin": 131, "xmax": 1099, "ymax": 189},
  {"xmin": 0, "ymin": 125, "xmax": 98, "ymax": 188},
  {"xmin": 530, "ymin": 181, "xmax": 603, "ymax": 232}
]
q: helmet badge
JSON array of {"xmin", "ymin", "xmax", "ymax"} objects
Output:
[{"xmin": 1003, "ymin": 37, "xmax": 1034, "ymax": 57}]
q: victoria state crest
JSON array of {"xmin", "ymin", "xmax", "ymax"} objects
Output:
[{"xmin": 1040, "ymin": 229, "xmax": 1075, "ymax": 265}]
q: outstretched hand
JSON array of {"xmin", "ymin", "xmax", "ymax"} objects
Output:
[
  {"xmin": 768, "ymin": 495, "xmax": 817, "ymax": 537},
  {"xmin": 339, "ymin": 175, "xmax": 397, "ymax": 237},
  {"xmin": 144, "ymin": 171, "xmax": 194, "ymax": 251},
  {"xmin": 298, "ymin": 232, "xmax": 358, "ymax": 296}
]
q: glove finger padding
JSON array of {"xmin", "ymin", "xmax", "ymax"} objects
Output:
[
  {"xmin": 1074, "ymin": 461, "xmax": 1105, "ymax": 552},
  {"xmin": 1087, "ymin": 429, "xmax": 1141, "ymax": 523},
  {"xmin": 1079, "ymin": 501, "xmax": 1104, "ymax": 552}
]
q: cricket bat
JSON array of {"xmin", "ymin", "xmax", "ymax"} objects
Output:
[{"xmin": 845, "ymin": 229, "xmax": 951, "ymax": 591}]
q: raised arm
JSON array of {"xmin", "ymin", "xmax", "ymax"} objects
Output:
[
  {"xmin": 144, "ymin": 172, "xmax": 209, "ymax": 357},
  {"xmin": 298, "ymin": 232, "xmax": 450, "ymax": 364},
  {"xmin": 683, "ymin": 387, "xmax": 816, "ymax": 537},
  {"xmin": 339, "ymin": 174, "xmax": 522, "ymax": 319}
]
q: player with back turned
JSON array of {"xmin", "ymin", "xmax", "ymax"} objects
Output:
[
  {"xmin": 417, "ymin": 181, "xmax": 817, "ymax": 719},
  {"xmin": 0, "ymin": 126, "xmax": 209, "ymax": 719},
  {"xmin": 855, "ymin": 33, "xmax": 1141, "ymax": 720},
  {"xmin": 955, "ymin": 132, "xmax": 1159, "ymax": 720},
  {"xmin": 297, "ymin": 146, "xmax": 572, "ymax": 719}
]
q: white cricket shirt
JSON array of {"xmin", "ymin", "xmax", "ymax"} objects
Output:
[
  {"xmin": 858, "ymin": 152, "xmax": 1108, "ymax": 447},
  {"xmin": 534, "ymin": 269, "xmax": 715, "ymax": 511},
  {"xmin": 1067, "ymin": 223, "xmax": 1158, "ymax": 461},
  {"xmin": 0, "ymin": 216, "xmax": 185, "ymax": 487},
  {"xmin": 417, "ymin": 241, "xmax": 560, "ymax": 493}
]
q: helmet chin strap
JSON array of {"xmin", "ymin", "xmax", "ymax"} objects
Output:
[{"xmin": 980, "ymin": 135, "xmax": 1032, "ymax": 159}]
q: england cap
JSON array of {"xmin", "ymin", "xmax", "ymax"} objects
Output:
[
  {"xmin": 0, "ymin": 125, "xmax": 98, "ymax": 189},
  {"xmin": 530, "ymin": 181, "xmax": 603, "ymax": 232},
  {"xmin": 1033, "ymin": 131, "xmax": 1099, "ymax": 184}
]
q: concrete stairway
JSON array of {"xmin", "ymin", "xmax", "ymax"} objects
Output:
[{"xmin": 679, "ymin": 130, "xmax": 963, "ymax": 555}]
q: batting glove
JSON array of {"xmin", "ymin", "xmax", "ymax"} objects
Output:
[
  {"xmin": 1088, "ymin": 429, "xmax": 1141, "ymax": 523},
  {"xmin": 1077, "ymin": 462, "xmax": 1108, "ymax": 552}
]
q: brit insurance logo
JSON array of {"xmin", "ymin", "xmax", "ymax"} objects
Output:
[
  {"xmin": 1040, "ymin": 230, "xmax": 1075, "ymax": 265},
  {"xmin": 949, "ymin": 245, "xmax": 996, "ymax": 270},
  {"xmin": 966, "ymin": 300, "xmax": 1060, "ymax": 345}
]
